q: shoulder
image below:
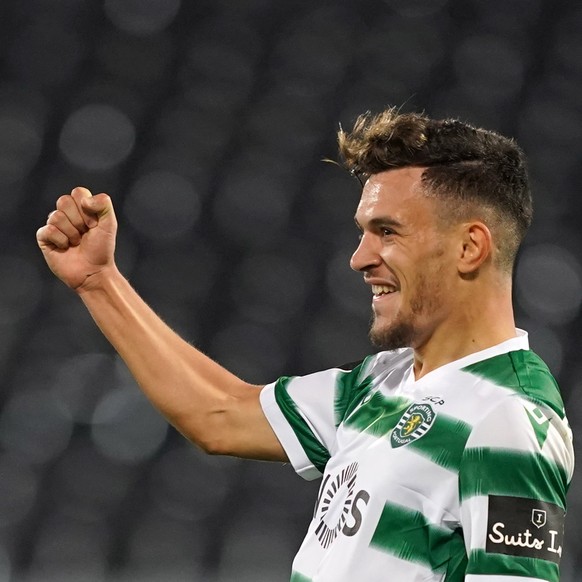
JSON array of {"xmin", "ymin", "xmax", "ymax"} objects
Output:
[
  {"xmin": 331, "ymin": 348, "xmax": 414, "ymax": 392},
  {"xmin": 460, "ymin": 348, "xmax": 566, "ymax": 419},
  {"xmin": 459, "ymin": 350, "xmax": 574, "ymax": 486},
  {"xmin": 332, "ymin": 348, "xmax": 413, "ymax": 423}
]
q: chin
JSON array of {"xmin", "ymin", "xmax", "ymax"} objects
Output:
[{"xmin": 369, "ymin": 318, "xmax": 416, "ymax": 351}]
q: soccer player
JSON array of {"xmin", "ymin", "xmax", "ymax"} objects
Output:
[{"xmin": 37, "ymin": 108, "xmax": 574, "ymax": 582}]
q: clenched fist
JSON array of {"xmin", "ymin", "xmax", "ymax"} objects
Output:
[{"xmin": 36, "ymin": 187, "xmax": 118, "ymax": 291}]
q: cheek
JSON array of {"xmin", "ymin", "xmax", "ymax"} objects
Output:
[{"xmin": 408, "ymin": 258, "xmax": 449, "ymax": 302}]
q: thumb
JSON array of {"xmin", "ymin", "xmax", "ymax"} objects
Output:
[
  {"xmin": 82, "ymin": 192, "xmax": 113, "ymax": 216},
  {"xmin": 71, "ymin": 187, "xmax": 117, "ymax": 230},
  {"xmin": 83, "ymin": 193, "xmax": 117, "ymax": 233}
]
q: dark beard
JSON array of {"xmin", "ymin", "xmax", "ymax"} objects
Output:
[
  {"xmin": 369, "ymin": 315, "xmax": 416, "ymax": 351},
  {"xmin": 369, "ymin": 260, "xmax": 446, "ymax": 351}
]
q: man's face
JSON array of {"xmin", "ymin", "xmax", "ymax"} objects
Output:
[{"xmin": 351, "ymin": 167, "xmax": 457, "ymax": 351}]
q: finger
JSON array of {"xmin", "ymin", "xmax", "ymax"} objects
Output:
[
  {"xmin": 46, "ymin": 208, "xmax": 83, "ymax": 246},
  {"xmin": 36, "ymin": 223, "xmax": 71, "ymax": 250},
  {"xmin": 55, "ymin": 194, "xmax": 89, "ymax": 234},
  {"xmin": 70, "ymin": 187, "xmax": 98, "ymax": 228}
]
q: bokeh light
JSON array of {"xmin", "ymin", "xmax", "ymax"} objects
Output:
[
  {"xmin": 123, "ymin": 170, "xmax": 201, "ymax": 242},
  {"xmin": 59, "ymin": 104, "xmax": 136, "ymax": 170},
  {"xmin": 515, "ymin": 243, "xmax": 582, "ymax": 325},
  {"xmin": 51, "ymin": 353, "xmax": 116, "ymax": 424},
  {"xmin": 0, "ymin": 389, "xmax": 73, "ymax": 465},
  {"xmin": 213, "ymin": 171, "xmax": 294, "ymax": 247},
  {"xmin": 105, "ymin": 0, "xmax": 181, "ymax": 36},
  {"xmin": 91, "ymin": 387, "xmax": 168, "ymax": 465}
]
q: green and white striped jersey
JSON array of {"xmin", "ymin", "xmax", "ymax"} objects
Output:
[{"xmin": 260, "ymin": 331, "xmax": 574, "ymax": 582}]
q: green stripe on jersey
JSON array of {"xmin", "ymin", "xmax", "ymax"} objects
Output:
[
  {"xmin": 334, "ymin": 356, "xmax": 375, "ymax": 427},
  {"xmin": 459, "ymin": 447, "xmax": 568, "ymax": 509},
  {"xmin": 371, "ymin": 502, "xmax": 467, "ymax": 578},
  {"xmin": 467, "ymin": 549, "xmax": 559, "ymax": 582},
  {"xmin": 345, "ymin": 394, "xmax": 471, "ymax": 472},
  {"xmin": 274, "ymin": 377, "xmax": 330, "ymax": 473},
  {"xmin": 462, "ymin": 350, "xmax": 565, "ymax": 418},
  {"xmin": 409, "ymin": 415, "xmax": 471, "ymax": 472},
  {"xmin": 343, "ymin": 391, "xmax": 411, "ymax": 437},
  {"xmin": 290, "ymin": 572, "xmax": 312, "ymax": 582}
]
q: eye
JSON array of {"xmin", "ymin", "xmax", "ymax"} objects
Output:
[{"xmin": 382, "ymin": 227, "xmax": 395, "ymax": 237}]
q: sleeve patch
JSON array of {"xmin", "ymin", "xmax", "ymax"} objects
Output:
[{"xmin": 485, "ymin": 495, "xmax": 564, "ymax": 564}]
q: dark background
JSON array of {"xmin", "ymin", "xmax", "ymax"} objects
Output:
[{"xmin": 0, "ymin": 0, "xmax": 581, "ymax": 580}]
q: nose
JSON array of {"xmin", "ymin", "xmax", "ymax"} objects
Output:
[{"xmin": 350, "ymin": 232, "xmax": 382, "ymax": 272}]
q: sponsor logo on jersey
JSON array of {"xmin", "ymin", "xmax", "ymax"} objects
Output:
[
  {"xmin": 486, "ymin": 495, "xmax": 565, "ymax": 564},
  {"xmin": 391, "ymin": 403, "xmax": 436, "ymax": 448},
  {"xmin": 313, "ymin": 462, "xmax": 370, "ymax": 549},
  {"xmin": 422, "ymin": 395, "xmax": 445, "ymax": 406}
]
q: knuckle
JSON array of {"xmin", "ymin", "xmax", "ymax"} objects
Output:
[
  {"xmin": 56, "ymin": 195, "xmax": 72, "ymax": 210},
  {"xmin": 46, "ymin": 210, "xmax": 61, "ymax": 224},
  {"xmin": 45, "ymin": 224, "xmax": 59, "ymax": 236}
]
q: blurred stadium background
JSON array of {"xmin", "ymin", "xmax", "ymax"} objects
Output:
[{"xmin": 0, "ymin": 0, "xmax": 581, "ymax": 580}]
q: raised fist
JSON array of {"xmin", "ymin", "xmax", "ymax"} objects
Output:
[{"xmin": 36, "ymin": 187, "xmax": 118, "ymax": 290}]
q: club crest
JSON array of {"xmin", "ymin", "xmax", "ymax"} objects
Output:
[{"xmin": 391, "ymin": 403, "xmax": 436, "ymax": 448}]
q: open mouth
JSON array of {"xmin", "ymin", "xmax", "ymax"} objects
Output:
[{"xmin": 371, "ymin": 284, "xmax": 398, "ymax": 297}]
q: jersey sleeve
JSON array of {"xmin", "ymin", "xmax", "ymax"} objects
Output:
[
  {"xmin": 260, "ymin": 356, "xmax": 377, "ymax": 481},
  {"xmin": 459, "ymin": 395, "xmax": 574, "ymax": 582}
]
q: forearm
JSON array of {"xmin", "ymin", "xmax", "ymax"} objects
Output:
[
  {"xmin": 38, "ymin": 188, "xmax": 285, "ymax": 460},
  {"xmin": 77, "ymin": 265, "xmax": 256, "ymax": 452}
]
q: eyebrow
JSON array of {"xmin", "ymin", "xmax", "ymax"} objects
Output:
[{"xmin": 354, "ymin": 216, "xmax": 405, "ymax": 231}]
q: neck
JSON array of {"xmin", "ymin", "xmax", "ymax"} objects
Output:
[{"xmin": 412, "ymin": 282, "xmax": 517, "ymax": 380}]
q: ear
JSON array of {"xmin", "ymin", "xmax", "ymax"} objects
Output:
[{"xmin": 458, "ymin": 222, "xmax": 492, "ymax": 275}]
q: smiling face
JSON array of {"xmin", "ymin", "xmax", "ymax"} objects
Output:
[{"xmin": 351, "ymin": 167, "xmax": 458, "ymax": 351}]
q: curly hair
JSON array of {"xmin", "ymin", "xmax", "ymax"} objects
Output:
[{"xmin": 338, "ymin": 108, "xmax": 533, "ymax": 273}]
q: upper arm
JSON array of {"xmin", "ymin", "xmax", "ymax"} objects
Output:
[
  {"xmin": 196, "ymin": 383, "xmax": 289, "ymax": 462},
  {"xmin": 199, "ymin": 359, "xmax": 376, "ymax": 476},
  {"xmin": 459, "ymin": 397, "xmax": 573, "ymax": 582}
]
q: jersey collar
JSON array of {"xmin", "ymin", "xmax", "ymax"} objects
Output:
[
  {"xmin": 403, "ymin": 329, "xmax": 529, "ymax": 385},
  {"xmin": 447, "ymin": 328, "xmax": 529, "ymax": 371}
]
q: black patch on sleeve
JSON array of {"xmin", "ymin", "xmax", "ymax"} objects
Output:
[{"xmin": 485, "ymin": 495, "xmax": 565, "ymax": 564}]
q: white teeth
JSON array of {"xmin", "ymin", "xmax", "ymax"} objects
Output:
[{"xmin": 372, "ymin": 285, "xmax": 396, "ymax": 296}]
